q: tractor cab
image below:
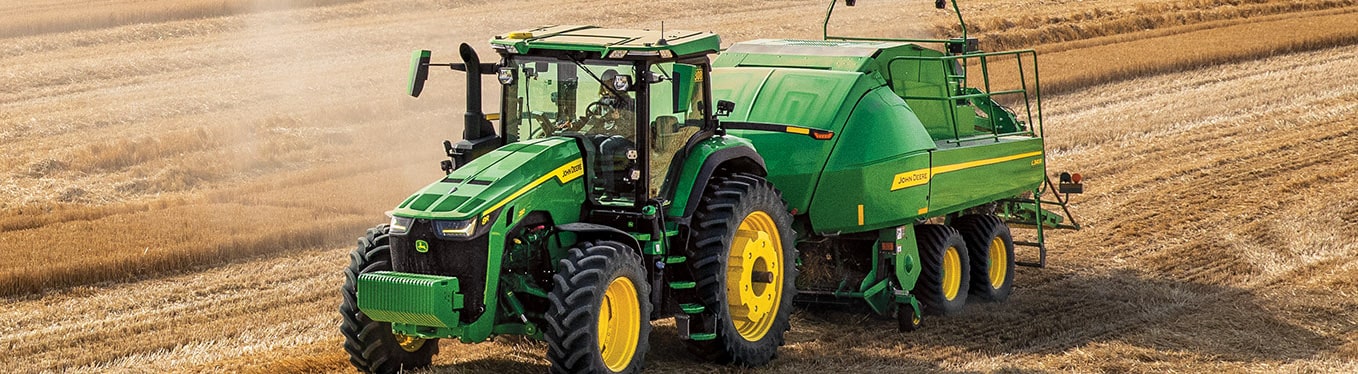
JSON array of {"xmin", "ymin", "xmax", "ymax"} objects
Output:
[{"xmin": 478, "ymin": 26, "xmax": 720, "ymax": 212}]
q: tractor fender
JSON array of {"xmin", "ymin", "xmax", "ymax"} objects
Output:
[
  {"xmin": 555, "ymin": 222, "xmax": 641, "ymax": 253},
  {"xmin": 667, "ymin": 138, "xmax": 767, "ymax": 220}
]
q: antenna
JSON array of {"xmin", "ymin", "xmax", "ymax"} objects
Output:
[{"xmin": 658, "ymin": 21, "xmax": 668, "ymax": 45}]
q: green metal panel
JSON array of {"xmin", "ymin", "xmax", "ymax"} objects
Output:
[
  {"xmin": 890, "ymin": 226, "xmax": 922, "ymax": 292},
  {"xmin": 391, "ymin": 137, "xmax": 585, "ymax": 221},
  {"xmin": 716, "ymin": 39, "xmax": 909, "ymax": 73},
  {"xmin": 810, "ymin": 150, "xmax": 931, "ymax": 233},
  {"xmin": 742, "ymin": 70, "xmax": 859, "ymax": 127},
  {"xmin": 709, "ymin": 66, "xmax": 871, "ymax": 214},
  {"xmin": 888, "ymin": 54, "xmax": 961, "ymax": 140},
  {"xmin": 664, "ymin": 135, "xmax": 760, "ymax": 218},
  {"xmin": 808, "ymin": 87, "xmax": 936, "ymax": 234},
  {"xmin": 489, "ymin": 25, "xmax": 720, "ymax": 57},
  {"xmin": 464, "ymin": 142, "xmax": 588, "ymax": 343},
  {"xmin": 384, "ymin": 136, "xmax": 589, "ymax": 343},
  {"xmin": 859, "ymin": 277, "xmax": 892, "ymax": 315},
  {"xmin": 709, "ymin": 37, "xmax": 1047, "ymax": 236},
  {"xmin": 927, "ymin": 137, "xmax": 1045, "ymax": 216},
  {"xmin": 357, "ymin": 271, "xmax": 463, "ymax": 328}
]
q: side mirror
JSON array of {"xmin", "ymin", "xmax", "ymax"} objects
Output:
[
  {"xmin": 716, "ymin": 100, "xmax": 735, "ymax": 117},
  {"xmin": 408, "ymin": 50, "xmax": 431, "ymax": 97},
  {"xmin": 671, "ymin": 63, "xmax": 698, "ymax": 113}
]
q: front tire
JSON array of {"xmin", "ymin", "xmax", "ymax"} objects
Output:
[
  {"xmin": 912, "ymin": 224, "xmax": 970, "ymax": 315},
  {"xmin": 545, "ymin": 241, "xmax": 652, "ymax": 374},
  {"xmin": 683, "ymin": 173, "xmax": 797, "ymax": 366},
  {"xmin": 340, "ymin": 225, "xmax": 438, "ymax": 374}
]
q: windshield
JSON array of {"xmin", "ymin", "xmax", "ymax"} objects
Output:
[
  {"xmin": 500, "ymin": 56, "xmax": 641, "ymax": 205},
  {"xmin": 502, "ymin": 57, "xmax": 638, "ymax": 143}
]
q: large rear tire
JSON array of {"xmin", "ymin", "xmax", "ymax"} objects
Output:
[
  {"xmin": 545, "ymin": 241, "xmax": 652, "ymax": 374},
  {"xmin": 682, "ymin": 173, "xmax": 797, "ymax": 366},
  {"xmin": 340, "ymin": 225, "xmax": 438, "ymax": 374},
  {"xmin": 912, "ymin": 224, "xmax": 970, "ymax": 315},
  {"xmin": 953, "ymin": 214, "xmax": 1015, "ymax": 302}
]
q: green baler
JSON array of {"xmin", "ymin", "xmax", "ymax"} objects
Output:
[{"xmin": 339, "ymin": 1, "xmax": 1081, "ymax": 373}]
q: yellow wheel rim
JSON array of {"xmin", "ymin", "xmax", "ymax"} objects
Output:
[
  {"xmin": 726, "ymin": 211, "xmax": 784, "ymax": 342},
  {"xmin": 988, "ymin": 237, "xmax": 1007, "ymax": 289},
  {"xmin": 942, "ymin": 246, "xmax": 961, "ymax": 301},
  {"xmin": 394, "ymin": 333, "xmax": 426, "ymax": 353},
  {"xmin": 598, "ymin": 277, "xmax": 640, "ymax": 372}
]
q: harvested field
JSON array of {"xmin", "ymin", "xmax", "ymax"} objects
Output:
[{"xmin": 3, "ymin": 0, "xmax": 1356, "ymax": 372}]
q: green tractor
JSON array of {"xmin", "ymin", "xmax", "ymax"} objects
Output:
[{"xmin": 339, "ymin": 1, "xmax": 1081, "ymax": 373}]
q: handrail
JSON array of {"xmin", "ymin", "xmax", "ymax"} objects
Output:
[
  {"xmin": 899, "ymin": 88, "xmax": 1027, "ymax": 100},
  {"xmin": 884, "ymin": 49, "xmax": 1044, "ymax": 141},
  {"xmin": 828, "ymin": 35, "xmax": 954, "ymax": 45},
  {"xmin": 823, "ymin": 0, "xmax": 969, "ymax": 42},
  {"xmin": 942, "ymin": 131, "xmax": 1035, "ymax": 145}
]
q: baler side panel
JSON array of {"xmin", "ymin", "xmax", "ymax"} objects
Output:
[
  {"xmin": 809, "ymin": 87, "xmax": 937, "ymax": 234},
  {"xmin": 711, "ymin": 67, "xmax": 864, "ymax": 214},
  {"xmin": 926, "ymin": 137, "xmax": 1045, "ymax": 216}
]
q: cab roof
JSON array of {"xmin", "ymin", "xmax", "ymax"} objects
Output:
[{"xmin": 490, "ymin": 25, "xmax": 720, "ymax": 58}]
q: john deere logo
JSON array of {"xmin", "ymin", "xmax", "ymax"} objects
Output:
[{"xmin": 415, "ymin": 240, "xmax": 430, "ymax": 253}]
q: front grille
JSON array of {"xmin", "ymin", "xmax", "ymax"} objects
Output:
[{"xmin": 390, "ymin": 218, "xmax": 489, "ymax": 323}]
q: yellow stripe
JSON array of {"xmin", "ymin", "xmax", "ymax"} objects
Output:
[
  {"xmin": 482, "ymin": 158, "xmax": 584, "ymax": 219},
  {"xmin": 786, "ymin": 126, "xmax": 811, "ymax": 135},
  {"xmin": 890, "ymin": 151, "xmax": 1044, "ymax": 191},
  {"xmin": 932, "ymin": 151, "xmax": 1043, "ymax": 174},
  {"xmin": 857, "ymin": 204, "xmax": 864, "ymax": 226}
]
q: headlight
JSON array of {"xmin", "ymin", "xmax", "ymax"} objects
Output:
[
  {"xmin": 389, "ymin": 216, "xmax": 413, "ymax": 235},
  {"xmin": 497, "ymin": 67, "xmax": 516, "ymax": 85},
  {"xmin": 433, "ymin": 219, "xmax": 477, "ymax": 238}
]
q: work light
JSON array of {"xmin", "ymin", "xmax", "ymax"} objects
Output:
[
  {"xmin": 433, "ymin": 219, "xmax": 477, "ymax": 238},
  {"xmin": 389, "ymin": 216, "xmax": 413, "ymax": 235},
  {"xmin": 612, "ymin": 75, "xmax": 632, "ymax": 91}
]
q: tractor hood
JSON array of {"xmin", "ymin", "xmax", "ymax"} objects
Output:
[{"xmin": 391, "ymin": 137, "xmax": 585, "ymax": 221}]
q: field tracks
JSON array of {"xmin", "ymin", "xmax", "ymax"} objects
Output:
[
  {"xmin": 957, "ymin": 1, "xmax": 1358, "ymax": 95},
  {"xmin": 0, "ymin": 0, "xmax": 362, "ymax": 39},
  {"xmin": 954, "ymin": 0, "xmax": 1358, "ymax": 52}
]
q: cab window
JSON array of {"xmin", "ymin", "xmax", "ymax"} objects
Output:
[{"xmin": 646, "ymin": 63, "xmax": 706, "ymax": 197}]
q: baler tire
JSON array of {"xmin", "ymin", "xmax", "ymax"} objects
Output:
[
  {"xmin": 912, "ymin": 224, "xmax": 970, "ymax": 315},
  {"xmin": 545, "ymin": 240, "xmax": 652, "ymax": 374},
  {"xmin": 953, "ymin": 215, "xmax": 1016, "ymax": 302},
  {"xmin": 340, "ymin": 224, "xmax": 438, "ymax": 374},
  {"xmin": 682, "ymin": 173, "xmax": 797, "ymax": 367}
]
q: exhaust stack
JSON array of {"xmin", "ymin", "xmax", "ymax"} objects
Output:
[
  {"xmin": 458, "ymin": 43, "xmax": 497, "ymax": 141},
  {"xmin": 440, "ymin": 43, "xmax": 501, "ymax": 172}
]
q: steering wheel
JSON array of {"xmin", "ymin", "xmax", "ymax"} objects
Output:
[
  {"xmin": 580, "ymin": 100, "xmax": 618, "ymax": 131},
  {"xmin": 586, "ymin": 100, "xmax": 612, "ymax": 128},
  {"xmin": 586, "ymin": 100, "xmax": 610, "ymax": 117}
]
